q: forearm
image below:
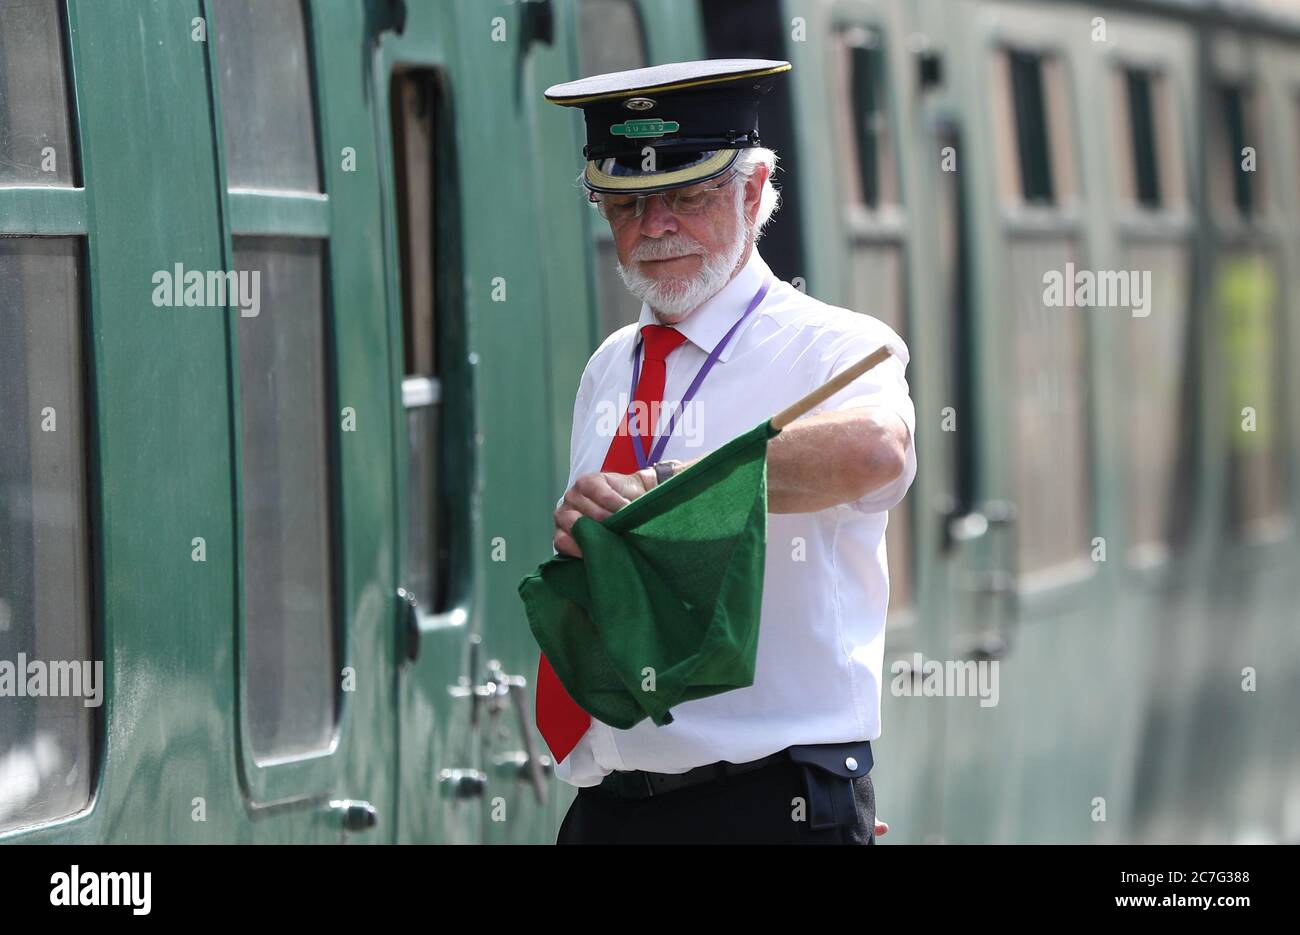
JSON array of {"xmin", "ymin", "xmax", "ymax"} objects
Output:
[
  {"xmin": 768, "ymin": 408, "xmax": 909, "ymax": 512},
  {"xmin": 668, "ymin": 408, "xmax": 909, "ymax": 514},
  {"xmin": 560, "ymin": 406, "xmax": 909, "ymax": 556}
]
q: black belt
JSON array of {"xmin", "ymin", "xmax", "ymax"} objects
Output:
[{"xmin": 597, "ymin": 740, "xmax": 873, "ymax": 804}]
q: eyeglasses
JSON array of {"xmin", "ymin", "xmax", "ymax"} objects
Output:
[{"xmin": 589, "ymin": 170, "xmax": 739, "ymax": 222}]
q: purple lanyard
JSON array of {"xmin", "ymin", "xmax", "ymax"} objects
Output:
[{"xmin": 625, "ymin": 276, "xmax": 772, "ymax": 469}]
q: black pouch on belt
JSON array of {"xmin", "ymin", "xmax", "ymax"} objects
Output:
[{"xmin": 787, "ymin": 740, "xmax": 874, "ymax": 831}]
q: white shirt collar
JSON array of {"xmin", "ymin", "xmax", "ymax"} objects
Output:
[{"xmin": 633, "ymin": 247, "xmax": 772, "ymax": 364}]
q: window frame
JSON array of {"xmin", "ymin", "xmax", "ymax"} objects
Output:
[
  {"xmin": 207, "ymin": 0, "xmax": 326, "ymax": 196},
  {"xmin": 1207, "ymin": 72, "xmax": 1271, "ymax": 234},
  {"xmin": 829, "ymin": 11, "xmax": 907, "ymax": 240},
  {"xmin": 1105, "ymin": 50, "xmax": 1193, "ymax": 237},
  {"xmin": 1219, "ymin": 82, "xmax": 1258, "ymax": 220},
  {"xmin": 385, "ymin": 65, "xmax": 473, "ymax": 629},
  {"xmin": 0, "ymin": 0, "xmax": 102, "ymax": 838},
  {"xmin": 1123, "ymin": 66, "xmax": 1163, "ymax": 210},
  {"xmin": 203, "ymin": 0, "xmax": 346, "ymax": 802},
  {"xmin": 989, "ymin": 40, "xmax": 1083, "ymax": 229},
  {"xmin": 0, "ymin": 0, "xmax": 82, "ymax": 189}
]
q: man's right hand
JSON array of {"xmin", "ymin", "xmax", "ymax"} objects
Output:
[{"xmin": 553, "ymin": 469, "xmax": 655, "ymax": 558}]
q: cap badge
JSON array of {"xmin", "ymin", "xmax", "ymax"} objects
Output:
[
  {"xmin": 623, "ymin": 97, "xmax": 656, "ymax": 111},
  {"xmin": 610, "ymin": 117, "xmax": 680, "ymax": 139}
]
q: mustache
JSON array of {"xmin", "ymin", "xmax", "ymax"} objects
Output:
[{"xmin": 630, "ymin": 238, "xmax": 706, "ymax": 262}]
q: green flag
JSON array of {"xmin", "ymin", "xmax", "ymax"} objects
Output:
[{"xmin": 519, "ymin": 419, "xmax": 778, "ymax": 730}]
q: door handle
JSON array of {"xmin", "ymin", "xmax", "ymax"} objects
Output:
[
  {"xmin": 438, "ymin": 769, "xmax": 488, "ymax": 799},
  {"xmin": 485, "ymin": 659, "xmax": 551, "ymax": 804},
  {"xmin": 327, "ymin": 799, "xmax": 378, "ymax": 831},
  {"xmin": 942, "ymin": 498, "xmax": 1018, "ymax": 547},
  {"xmin": 397, "ymin": 587, "xmax": 420, "ymax": 662},
  {"xmin": 944, "ymin": 501, "xmax": 1020, "ymax": 659}
]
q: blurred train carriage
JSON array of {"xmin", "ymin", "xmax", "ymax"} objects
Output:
[{"xmin": 0, "ymin": 0, "xmax": 1297, "ymax": 844}]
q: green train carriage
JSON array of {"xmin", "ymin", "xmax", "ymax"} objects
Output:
[{"xmin": 1, "ymin": 0, "xmax": 1297, "ymax": 845}]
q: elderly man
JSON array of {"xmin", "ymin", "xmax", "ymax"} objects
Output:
[{"xmin": 539, "ymin": 60, "xmax": 916, "ymax": 844}]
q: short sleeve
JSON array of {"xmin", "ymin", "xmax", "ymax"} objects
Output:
[{"xmin": 813, "ymin": 324, "xmax": 917, "ymax": 514}]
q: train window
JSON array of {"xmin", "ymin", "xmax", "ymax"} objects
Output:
[
  {"xmin": 1009, "ymin": 51, "xmax": 1053, "ymax": 203},
  {"xmin": 993, "ymin": 49, "xmax": 1077, "ymax": 208},
  {"xmin": 233, "ymin": 237, "xmax": 337, "ymax": 761},
  {"xmin": 1215, "ymin": 84, "xmax": 1259, "ymax": 219},
  {"xmin": 209, "ymin": 0, "xmax": 322, "ymax": 193},
  {"xmin": 578, "ymin": 0, "xmax": 647, "ymax": 77},
  {"xmin": 832, "ymin": 26, "xmax": 896, "ymax": 209},
  {"xmin": 391, "ymin": 70, "xmax": 452, "ymax": 614},
  {"xmin": 1112, "ymin": 66, "xmax": 1187, "ymax": 213},
  {"xmin": 1219, "ymin": 253, "xmax": 1289, "ymax": 538},
  {"xmin": 0, "ymin": 0, "xmax": 77, "ymax": 186},
  {"xmin": 0, "ymin": 237, "xmax": 94, "ymax": 832},
  {"xmin": 1124, "ymin": 69, "xmax": 1162, "ymax": 208}
]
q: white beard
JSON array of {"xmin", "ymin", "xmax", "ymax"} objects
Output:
[{"xmin": 616, "ymin": 187, "xmax": 751, "ymax": 321}]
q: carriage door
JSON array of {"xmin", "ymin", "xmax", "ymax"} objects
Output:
[
  {"xmin": 207, "ymin": 0, "xmax": 401, "ymax": 840},
  {"xmin": 377, "ymin": 52, "xmax": 485, "ymax": 843},
  {"xmin": 938, "ymin": 8, "xmax": 1108, "ymax": 841}
]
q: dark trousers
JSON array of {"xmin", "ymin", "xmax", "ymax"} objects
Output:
[{"xmin": 556, "ymin": 756, "xmax": 876, "ymax": 845}]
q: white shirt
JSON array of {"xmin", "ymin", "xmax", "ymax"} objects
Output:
[{"xmin": 552, "ymin": 246, "xmax": 916, "ymax": 787}]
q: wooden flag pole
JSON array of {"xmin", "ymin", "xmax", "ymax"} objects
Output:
[{"xmin": 769, "ymin": 345, "xmax": 893, "ymax": 432}]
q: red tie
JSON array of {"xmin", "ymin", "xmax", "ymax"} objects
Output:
[{"xmin": 536, "ymin": 324, "xmax": 689, "ymax": 762}]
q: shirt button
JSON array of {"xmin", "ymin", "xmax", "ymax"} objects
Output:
[{"xmin": 845, "ymin": 756, "xmax": 859, "ymax": 771}]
